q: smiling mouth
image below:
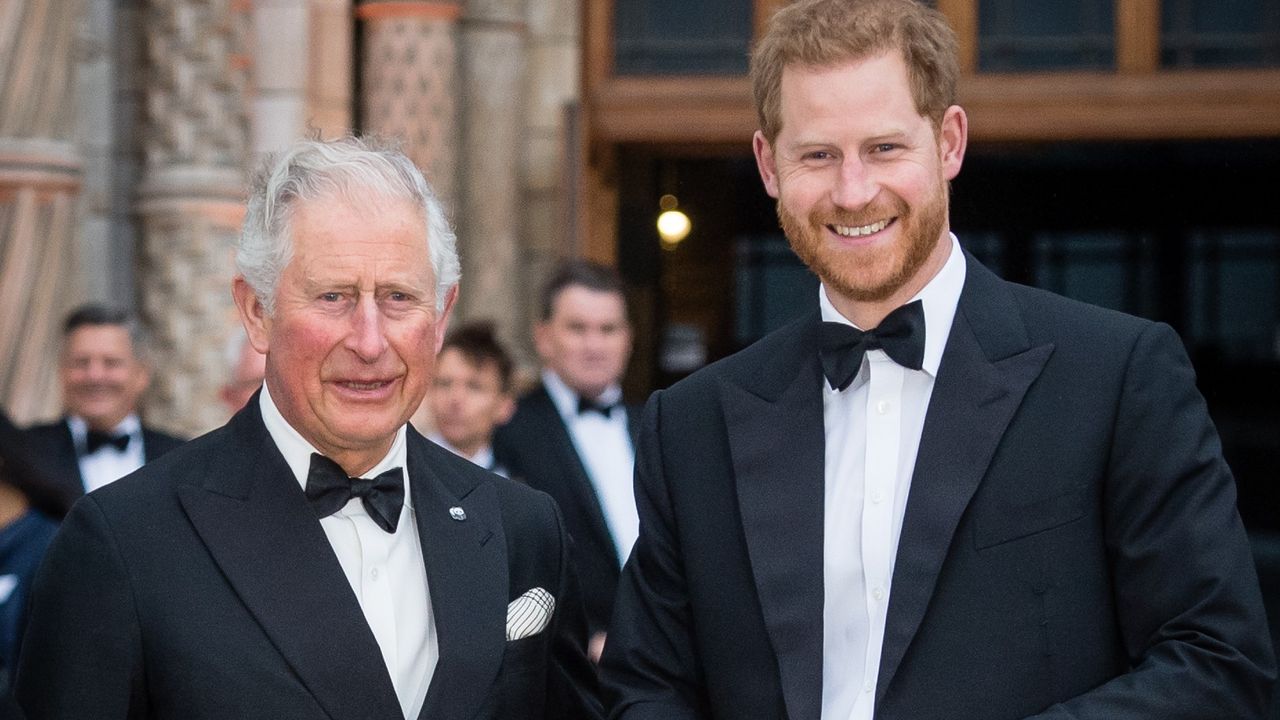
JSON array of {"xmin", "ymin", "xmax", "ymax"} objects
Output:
[
  {"xmin": 338, "ymin": 380, "xmax": 393, "ymax": 391},
  {"xmin": 830, "ymin": 218, "xmax": 892, "ymax": 237}
]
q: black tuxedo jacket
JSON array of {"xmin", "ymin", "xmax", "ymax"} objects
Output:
[
  {"xmin": 493, "ymin": 385, "xmax": 640, "ymax": 635},
  {"xmin": 15, "ymin": 400, "xmax": 603, "ymax": 720},
  {"xmin": 600, "ymin": 253, "xmax": 1275, "ymax": 719},
  {"xmin": 21, "ymin": 418, "xmax": 184, "ymax": 517}
]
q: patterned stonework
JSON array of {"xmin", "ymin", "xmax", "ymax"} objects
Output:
[
  {"xmin": 136, "ymin": 0, "xmax": 251, "ymax": 436},
  {"xmin": 360, "ymin": 3, "xmax": 460, "ymax": 210},
  {"xmin": 0, "ymin": 0, "xmax": 85, "ymax": 421}
]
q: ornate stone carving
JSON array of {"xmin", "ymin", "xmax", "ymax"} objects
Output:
[{"xmin": 135, "ymin": 0, "xmax": 250, "ymax": 436}]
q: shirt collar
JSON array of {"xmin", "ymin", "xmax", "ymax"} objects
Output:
[
  {"xmin": 258, "ymin": 381, "xmax": 412, "ymax": 509},
  {"xmin": 541, "ymin": 369, "xmax": 622, "ymax": 421},
  {"xmin": 818, "ymin": 233, "xmax": 966, "ymax": 378}
]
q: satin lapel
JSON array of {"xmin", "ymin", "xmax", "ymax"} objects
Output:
[
  {"xmin": 52, "ymin": 422, "xmax": 85, "ymax": 499},
  {"xmin": 412, "ymin": 432, "xmax": 507, "ymax": 720},
  {"xmin": 177, "ymin": 405, "xmax": 403, "ymax": 720},
  {"xmin": 531, "ymin": 388, "xmax": 618, "ymax": 561},
  {"xmin": 875, "ymin": 260, "xmax": 1054, "ymax": 706},
  {"xmin": 724, "ymin": 312, "xmax": 826, "ymax": 720}
]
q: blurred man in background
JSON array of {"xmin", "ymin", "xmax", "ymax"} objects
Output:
[
  {"xmin": 425, "ymin": 322, "xmax": 515, "ymax": 476},
  {"xmin": 22, "ymin": 304, "xmax": 183, "ymax": 516},
  {"xmin": 220, "ymin": 328, "xmax": 267, "ymax": 414},
  {"xmin": 494, "ymin": 260, "xmax": 637, "ymax": 660}
]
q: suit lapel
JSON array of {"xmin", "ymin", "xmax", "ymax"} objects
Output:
[
  {"xmin": 52, "ymin": 421, "xmax": 86, "ymax": 499},
  {"xmin": 531, "ymin": 387, "xmax": 619, "ymax": 561},
  {"xmin": 411, "ymin": 430, "xmax": 508, "ymax": 720},
  {"xmin": 875, "ymin": 257, "xmax": 1054, "ymax": 705},
  {"xmin": 723, "ymin": 311, "xmax": 826, "ymax": 720},
  {"xmin": 177, "ymin": 405, "xmax": 404, "ymax": 720}
]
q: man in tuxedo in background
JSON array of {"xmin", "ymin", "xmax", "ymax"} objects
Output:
[
  {"xmin": 17, "ymin": 136, "xmax": 602, "ymax": 720},
  {"xmin": 494, "ymin": 261, "xmax": 638, "ymax": 660},
  {"xmin": 600, "ymin": 0, "xmax": 1275, "ymax": 718},
  {"xmin": 22, "ymin": 304, "xmax": 183, "ymax": 517}
]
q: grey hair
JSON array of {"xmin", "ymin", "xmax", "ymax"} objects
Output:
[
  {"xmin": 62, "ymin": 303, "xmax": 151, "ymax": 365},
  {"xmin": 236, "ymin": 136, "xmax": 460, "ymax": 315}
]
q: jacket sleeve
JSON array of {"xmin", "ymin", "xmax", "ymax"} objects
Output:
[
  {"xmin": 1028, "ymin": 322, "xmax": 1276, "ymax": 718},
  {"xmin": 15, "ymin": 495, "xmax": 147, "ymax": 719},
  {"xmin": 598, "ymin": 392, "xmax": 706, "ymax": 720}
]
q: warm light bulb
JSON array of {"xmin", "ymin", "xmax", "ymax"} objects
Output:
[{"xmin": 657, "ymin": 209, "xmax": 691, "ymax": 246}]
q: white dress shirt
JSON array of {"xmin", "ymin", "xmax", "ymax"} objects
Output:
[
  {"xmin": 70, "ymin": 414, "xmax": 145, "ymax": 492},
  {"xmin": 259, "ymin": 383, "xmax": 437, "ymax": 720},
  {"xmin": 543, "ymin": 370, "xmax": 639, "ymax": 566},
  {"xmin": 820, "ymin": 235, "xmax": 965, "ymax": 720}
]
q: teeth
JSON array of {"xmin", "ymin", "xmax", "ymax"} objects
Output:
[
  {"xmin": 344, "ymin": 381, "xmax": 385, "ymax": 390},
  {"xmin": 832, "ymin": 219, "xmax": 890, "ymax": 237}
]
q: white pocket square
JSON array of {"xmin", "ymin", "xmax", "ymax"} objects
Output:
[{"xmin": 506, "ymin": 587, "xmax": 555, "ymax": 641}]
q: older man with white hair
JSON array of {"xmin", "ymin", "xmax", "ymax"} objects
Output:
[{"xmin": 16, "ymin": 136, "xmax": 603, "ymax": 720}]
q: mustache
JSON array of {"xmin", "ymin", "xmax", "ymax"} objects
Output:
[{"xmin": 71, "ymin": 382, "xmax": 126, "ymax": 394}]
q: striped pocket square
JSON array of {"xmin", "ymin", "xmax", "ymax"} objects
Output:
[{"xmin": 506, "ymin": 587, "xmax": 555, "ymax": 641}]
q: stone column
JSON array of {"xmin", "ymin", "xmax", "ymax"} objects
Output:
[
  {"xmin": 135, "ymin": 0, "xmax": 251, "ymax": 436},
  {"xmin": 307, "ymin": 0, "xmax": 355, "ymax": 137},
  {"xmin": 0, "ymin": 0, "xmax": 85, "ymax": 421},
  {"xmin": 456, "ymin": 0, "xmax": 525, "ymax": 344},
  {"xmin": 516, "ymin": 0, "xmax": 579, "ymax": 367},
  {"xmin": 358, "ymin": 0, "xmax": 461, "ymax": 210}
]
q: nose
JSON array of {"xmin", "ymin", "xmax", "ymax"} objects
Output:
[
  {"xmin": 830, "ymin": 156, "xmax": 878, "ymax": 210},
  {"xmin": 347, "ymin": 295, "xmax": 389, "ymax": 362},
  {"xmin": 84, "ymin": 358, "xmax": 109, "ymax": 383}
]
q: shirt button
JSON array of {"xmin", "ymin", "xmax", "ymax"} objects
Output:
[
  {"xmin": 872, "ymin": 586, "xmax": 885, "ymax": 601},
  {"xmin": 871, "ymin": 490, "xmax": 884, "ymax": 504},
  {"xmin": 864, "ymin": 682, "xmax": 874, "ymax": 693},
  {"xmin": 876, "ymin": 400, "xmax": 890, "ymax": 415},
  {"xmin": 370, "ymin": 568, "xmax": 379, "ymax": 581}
]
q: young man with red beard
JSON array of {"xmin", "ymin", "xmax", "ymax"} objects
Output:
[{"xmin": 598, "ymin": 1, "xmax": 1275, "ymax": 718}]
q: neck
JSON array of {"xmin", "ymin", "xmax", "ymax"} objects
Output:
[
  {"xmin": 323, "ymin": 442, "xmax": 393, "ymax": 478},
  {"xmin": 80, "ymin": 413, "xmax": 131, "ymax": 434},
  {"xmin": 829, "ymin": 233, "xmax": 952, "ymax": 328},
  {"xmin": 448, "ymin": 437, "xmax": 487, "ymax": 459}
]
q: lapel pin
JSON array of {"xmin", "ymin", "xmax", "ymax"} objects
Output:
[{"xmin": 449, "ymin": 506, "xmax": 466, "ymax": 522}]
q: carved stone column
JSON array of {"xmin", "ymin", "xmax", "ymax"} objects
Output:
[
  {"xmin": 455, "ymin": 0, "xmax": 525, "ymax": 345},
  {"xmin": 358, "ymin": 0, "xmax": 461, "ymax": 210},
  {"xmin": 0, "ymin": 0, "xmax": 85, "ymax": 421},
  {"xmin": 135, "ymin": 0, "xmax": 251, "ymax": 436}
]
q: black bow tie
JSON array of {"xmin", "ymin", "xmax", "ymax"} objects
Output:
[
  {"xmin": 820, "ymin": 300, "xmax": 926, "ymax": 391},
  {"xmin": 84, "ymin": 430, "xmax": 131, "ymax": 454},
  {"xmin": 304, "ymin": 453, "xmax": 405, "ymax": 533},
  {"xmin": 577, "ymin": 396, "xmax": 618, "ymax": 418}
]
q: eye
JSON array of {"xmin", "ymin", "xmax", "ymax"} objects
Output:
[
  {"xmin": 388, "ymin": 291, "xmax": 411, "ymax": 302},
  {"xmin": 804, "ymin": 150, "xmax": 833, "ymax": 161},
  {"xmin": 871, "ymin": 143, "xmax": 899, "ymax": 153},
  {"xmin": 320, "ymin": 292, "xmax": 342, "ymax": 302}
]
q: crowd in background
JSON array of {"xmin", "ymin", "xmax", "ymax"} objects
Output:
[{"xmin": 0, "ymin": 257, "xmax": 640, "ymax": 691}]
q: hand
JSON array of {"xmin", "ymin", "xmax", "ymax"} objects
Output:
[{"xmin": 589, "ymin": 631, "xmax": 607, "ymax": 664}]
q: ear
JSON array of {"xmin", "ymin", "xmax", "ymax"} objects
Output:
[
  {"xmin": 532, "ymin": 320, "xmax": 552, "ymax": 362},
  {"xmin": 752, "ymin": 130, "xmax": 782, "ymax": 199},
  {"xmin": 938, "ymin": 105, "xmax": 968, "ymax": 181},
  {"xmin": 493, "ymin": 394, "xmax": 516, "ymax": 426},
  {"xmin": 433, "ymin": 285, "xmax": 459, "ymax": 355},
  {"xmin": 232, "ymin": 276, "xmax": 271, "ymax": 354}
]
